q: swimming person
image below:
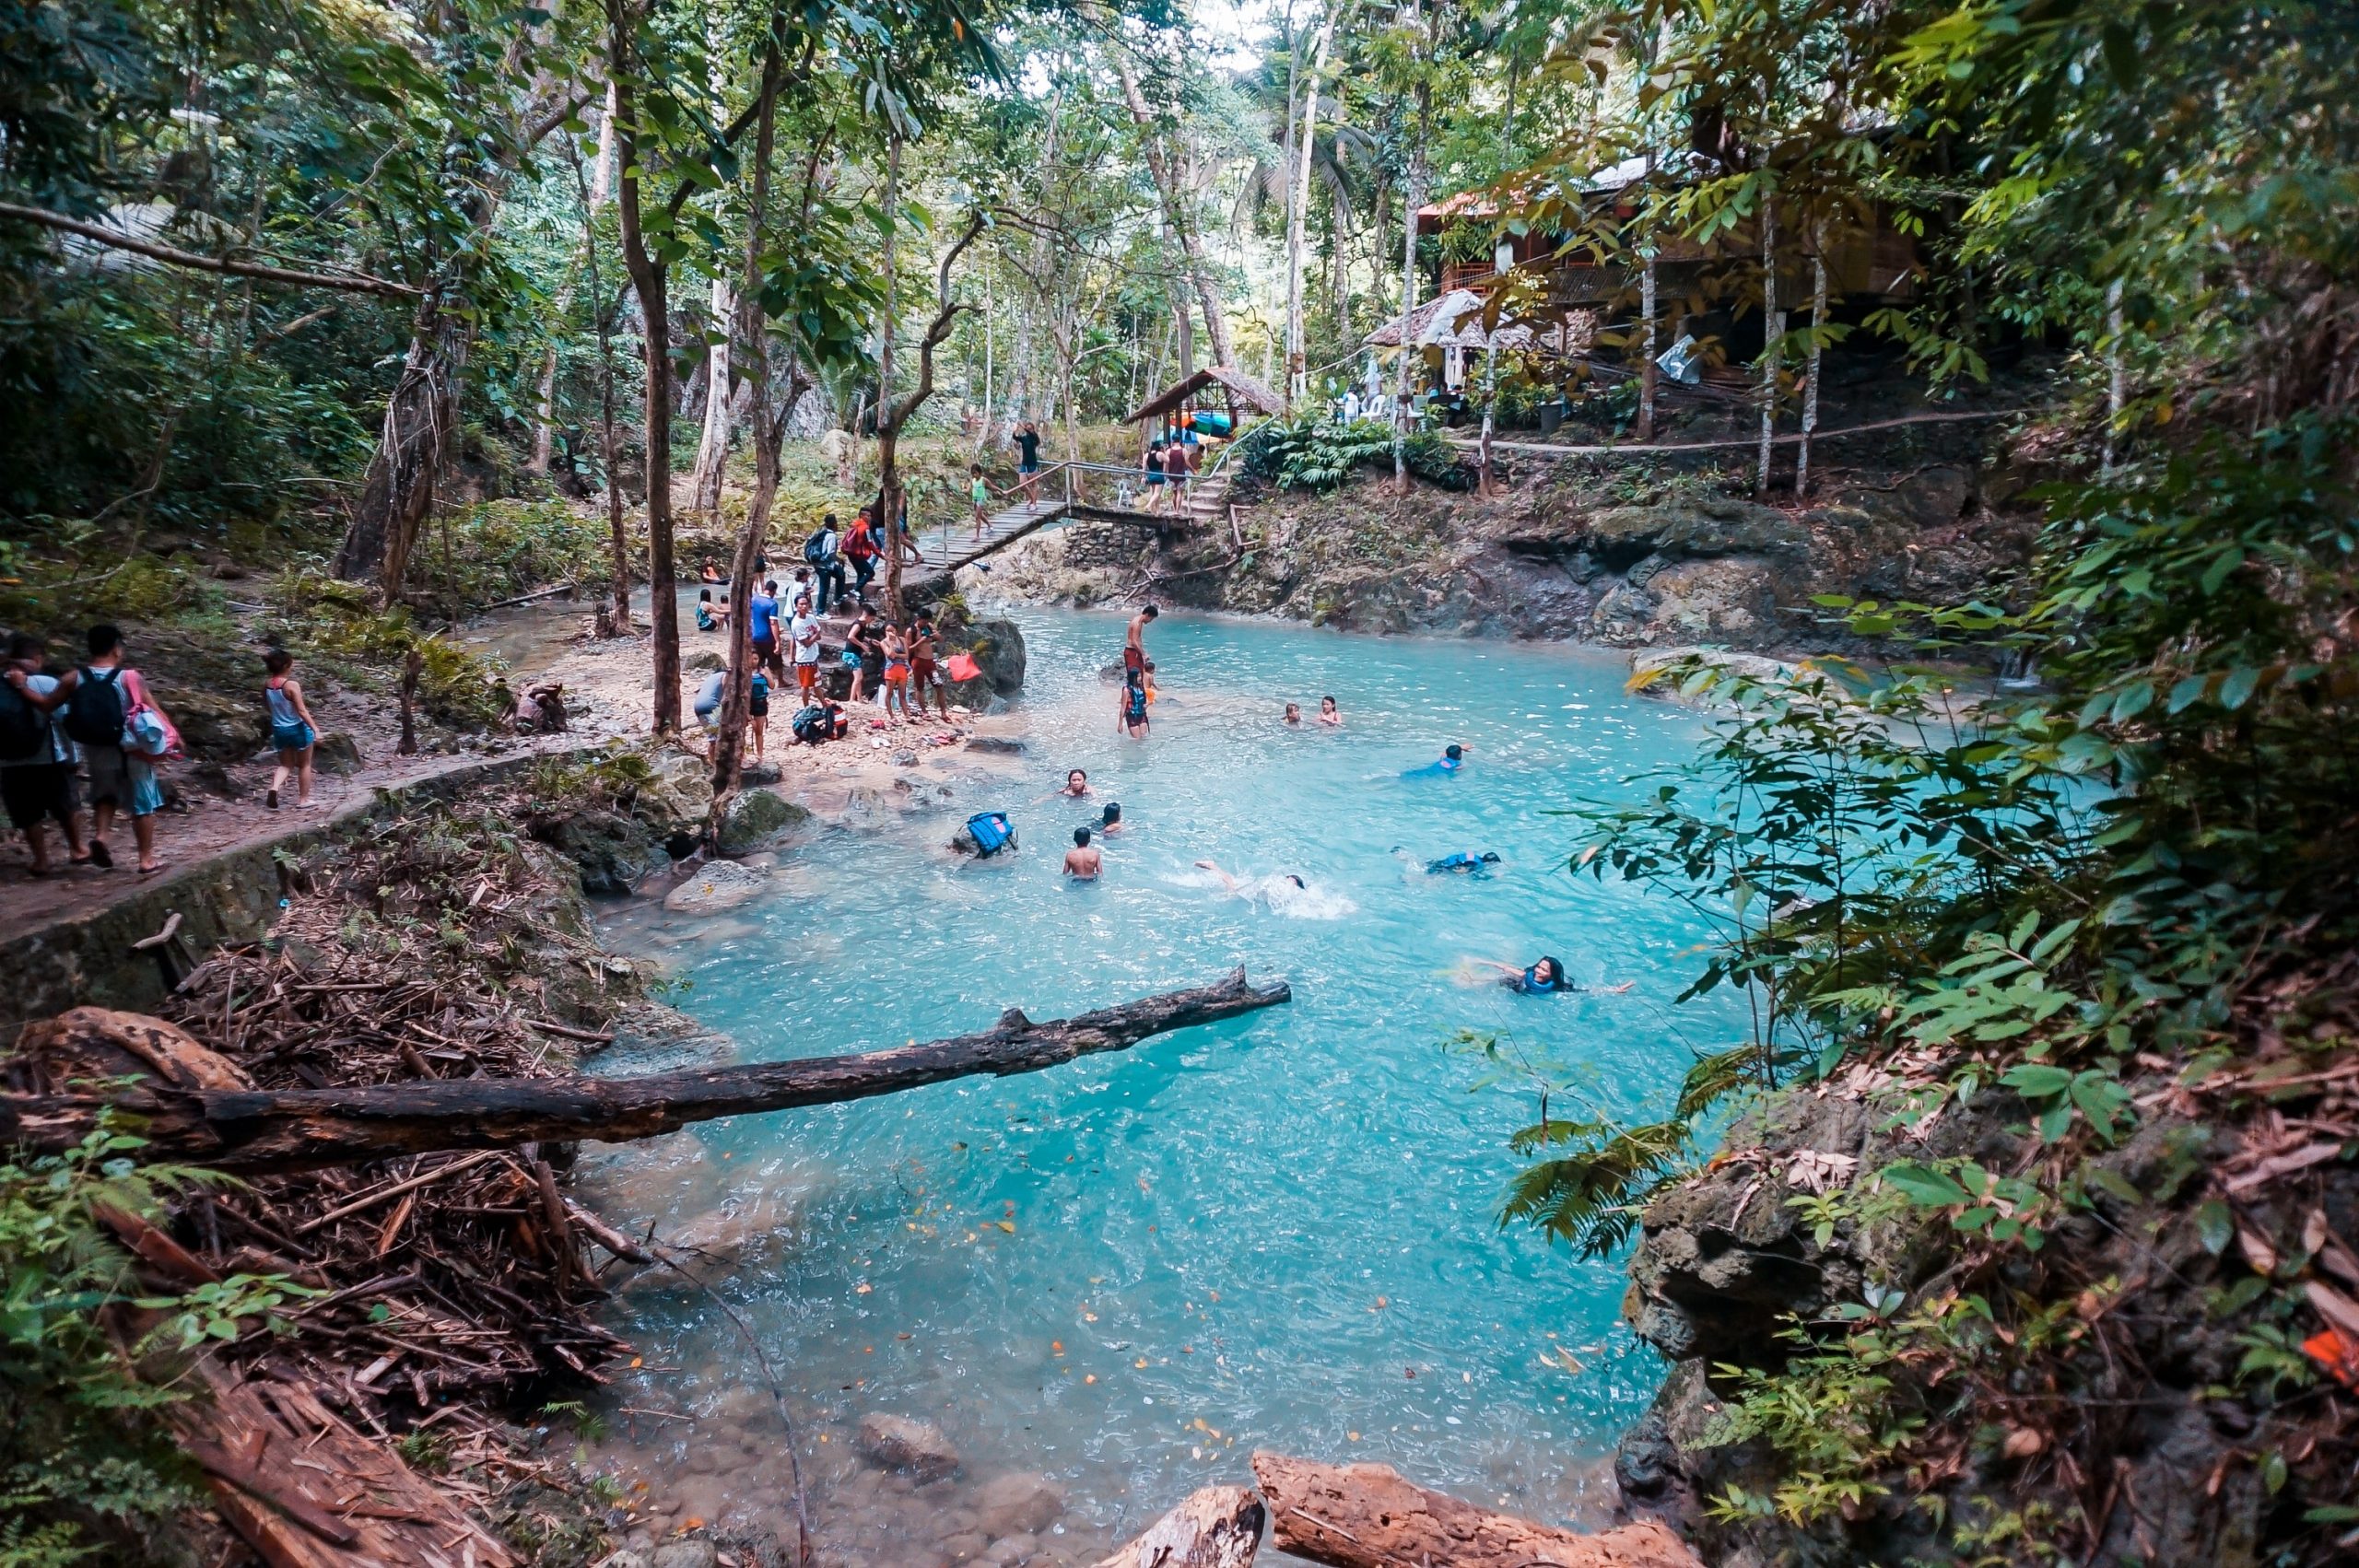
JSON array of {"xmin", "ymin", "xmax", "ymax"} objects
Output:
[
  {"xmin": 1284, "ymin": 702, "xmax": 1303, "ymax": 725},
  {"xmin": 1466, "ymin": 956, "xmax": 1635, "ymax": 996},
  {"xmin": 1421, "ymin": 849, "xmax": 1502, "ymax": 875},
  {"xmin": 1319, "ymin": 695, "xmax": 1342, "ymax": 727},
  {"xmin": 1064, "ymin": 825, "xmax": 1102, "ymax": 880},
  {"xmin": 1192, "ymin": 858, "xmax": 1314, "ymax": 910},
  {"xmin": 1098, "ymin": 802, "xmax": 1123, "ymax": 836},
  {"xmin": 1402, "ymin": 743, "xmax": 1467, "ymax": 778},
  {"xmin": 1043, "ymin": 768, "xmax": 1090, "ymax": 801}
]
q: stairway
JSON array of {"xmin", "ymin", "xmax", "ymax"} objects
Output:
[{"xmin": 1180, "ymin": 471, "xmax": 1232, "ymax": 531}]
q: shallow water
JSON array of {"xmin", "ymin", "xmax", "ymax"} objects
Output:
[{"xmin": 581, "ymin": 608, "xmax": 1739, "ymax": 1561}]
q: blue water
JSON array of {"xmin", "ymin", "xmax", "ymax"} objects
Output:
[{"xmin": 584, "ymin": 608, "xmax": 1739, "ymax": 1546}]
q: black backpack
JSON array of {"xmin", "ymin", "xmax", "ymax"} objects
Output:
[
  {"xmin": 803, "ymin": 527, "xmax": 835, "ymax": 566},
  {"xmin": 64, "ymin": 666, "xmax": 125, "ymax": 748},
  {"xmin": 0, "ymin": 680, "xmax": 46, "ymax": 763}
]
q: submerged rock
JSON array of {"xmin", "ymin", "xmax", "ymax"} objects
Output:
[
  {"xmin": 662, "ymin": 858, "xmax": 768, "ymax": 914},
  {"xmin": 971, "ymin": 1472, "xmax": 1063, "ymax": 1538},
  {"xmin": 964, "ymin": 736, "xmax": 1025, "ymax": 755},
  {"xmin": 856, "ymin": 1413, "xmax": 960, "ymax": 1481}
]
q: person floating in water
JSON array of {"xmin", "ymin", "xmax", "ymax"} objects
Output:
[
  {"xmin": 1402, "ymin": 743, "xmax": 1467, "ymax": 778},
  {"xmin": 1404, "ymin": 848, "xmax": 1501, "ymax": 875},
  {"xmin": 1064, "ymin": 825, "xmax": 1102, "ymax": 880},
  {"xmin": 1467, "ymin": 956, "xmax": 1635, "ymax": 996},
  {"xmin": 1284, "ymin": 702, "xmax": 1303, "ymax": 725},
  {"xmin": 1318, "ymin": 695, "xmax": 1342, "ymax": 727},
  {"xmin": 1098, "ymin": 801, "xmax": 1124, "ymax": 836},
  {"xmin": 1193, "ymin": 858, "xmax": 1308, "ymax": 902},
  {"xmin": 1041, "ymin": 767, "xmax": 1090, "ymax": 802}
]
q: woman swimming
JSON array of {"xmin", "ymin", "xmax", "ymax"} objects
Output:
[{"xmin": 1467, "ymin": 956, "xmax": 1634, "ymax": 995}]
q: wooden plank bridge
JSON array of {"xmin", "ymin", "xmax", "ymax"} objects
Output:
[{"xmin": 901, "ymin": 458, "xmax": 1233, "ymax": 596}]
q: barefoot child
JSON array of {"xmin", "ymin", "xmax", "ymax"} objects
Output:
[
  {"xmin": 262, "ymin": 649, "xmax": 318, "ymax": 810},
  {"xmin": 882, "ymin": 625, "xmax": 914, "ymax": 722}
]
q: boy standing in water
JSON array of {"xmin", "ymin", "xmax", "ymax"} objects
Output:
[
  {"xmin": 1063, "ymin": 825, "xmax": 1102, "ymax": 880},
  {"xmin": 1124, "ymin": 603, "xmax": 1156, "ymax": 679}
]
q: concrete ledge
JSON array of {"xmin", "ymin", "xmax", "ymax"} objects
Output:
[{"xmin": 3, "ymin": 752, "xmax": 568, "ymax": 1033}]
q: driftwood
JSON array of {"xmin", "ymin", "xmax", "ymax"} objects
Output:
[
  {"xmin": 1093, "ymin": 1485, "xmax": 1265, "ymax": 1568},
  {"xmin": 2, "ymin": 969, "xmax": 1290, "ymax": 1170},
  {"xmin": 175, "ymin": 1366, "xmax": 516, "ymax": 1568},
  {"xmin": 1252, "ymin": 1454, "xmax": 1704, "ymax": 1568}
]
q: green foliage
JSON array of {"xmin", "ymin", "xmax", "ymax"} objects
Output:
[
  {"xmin": 0, "ymin": 1121, "xmax": 309, "ymax": 1565},
  {"xmin": 1237, "ymin": 415, "xmax": 1469, "ymax": 492},
  {"xmin": 403, "ymin": 499, "xmax": 618, "ymax": 608},
  {"xmin": 275, "ymin": 573, "xmax": 510, "ymax": 731}
]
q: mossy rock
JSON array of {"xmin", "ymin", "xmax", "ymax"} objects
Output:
[{"xmin": 714, "ymin": 787, "xmax": 808, "ymax": 856}]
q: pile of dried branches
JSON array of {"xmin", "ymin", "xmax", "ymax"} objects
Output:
[{"xmin": 156, "ymin": 804, "xmax": 644, "ymax": 1421}]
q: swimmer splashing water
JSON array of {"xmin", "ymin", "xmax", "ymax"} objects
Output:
[{"xmin": 1464, "ymin": 956, "xmax": 1634, "ymax": 995}]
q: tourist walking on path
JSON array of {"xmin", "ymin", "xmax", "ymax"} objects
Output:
[
  {"xmin": 805, "ymin": 514, "xmax": 844, "ymax": 613},
  {"xmin": 1015, "ymin": 421, "xmax": 1043, "ymax": 502},
  {"xmin": 910, "ymin": 614, "xmax": 950, "ymax": 720},
  {"xmin": 844, "ymin": 508, "xmax": 880, "ymax": 603},
  {"xmin": 969, "ymin": 464, "xmax": 992, "ymax": 540},
  {"xmin": 41, "ymin": 626, "xmax": 172, "ymax": 874},
  {"xmin": 1, "ymin": 632, "xmax": 88, "ymax": 877},
  {"xmin": 789, "ymin": 594, "xmax": 823, "ymax": 699},
  {"xmin": 262, "ymin": 649, "xmax": 318, "ymax": 811},
  {"xmin": 1162, "ymin": 436, "xmax": 1190, "ymax": 506},
  {"xmin": 1143, "ymin": 442, "xmax": 1166, "ymax": 514}
]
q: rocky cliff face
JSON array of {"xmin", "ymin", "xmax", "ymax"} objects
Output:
[
  {"xmin": 981, "ymin": 423, "xmax": 2033, "ymax": 657},
  {"xmin": 1612, "ymin": 1071, "xmax": 2316, "ymax": 1568}
]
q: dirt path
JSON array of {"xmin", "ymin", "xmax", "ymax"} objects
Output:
[{"xmin": 2, "ymin": 601, "xmax": 1027, "ymax": 943}]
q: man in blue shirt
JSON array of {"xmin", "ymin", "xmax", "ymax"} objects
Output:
[{"xmin": 745, "ymin": 581, "xmax": 784, "ymax": 678}]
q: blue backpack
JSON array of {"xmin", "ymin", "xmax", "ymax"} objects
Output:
[{"xmin": 966, "ymin": 811, "xmax": 1015, "ymax": 857}]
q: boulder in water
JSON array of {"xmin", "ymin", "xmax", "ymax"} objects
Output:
[
  {"xmin": 856, "ymin": 1413, "xmax": 960, "ymax": 1481},
  {"xmin": 964, "ymin": 736, "xmax": 1025, "ymax": 755},
  {"xmin": 662, "ymin": 858, "xmax": 768, "ymax": 914},
  {"xmin": 714, "ymin": 786, "xmax": 807, "ymax": 856}
]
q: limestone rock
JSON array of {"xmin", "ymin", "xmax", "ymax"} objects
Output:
[
  {"xmin": 974, "ymin": 1472, "xmax": 1064, "ymax": 1538},
  {"xmin": 856, "ymin": 1412, "xmax": 960, "ymax": 1481},
  {"xmin": 965, "ymin": 736, "xmax": 1026, "ymax": 755},
  {"xmin": 163, "ymin": 685, "xmax": 267, "ymax": 762},
  {"xmin": 686, "ymin": 649, "xmax": 725, "ymax": 673},
  {"xmin": 312, "ymin": 731, "xmax": 363, "ymax": 775},
  {"xmin": 713, "ymin": 787, "xmax": 806, "ymax": 856},
  {"xmin": 662, "ymin": 857, "xmax": 769, "ymax": 914},
  {"xmin": 651, "ymin": 1543, "xmax": 717, "ymax": 1568},
  {"xmin": 540, "ymin": 806, "xmax": 663, "ymax": 897}
]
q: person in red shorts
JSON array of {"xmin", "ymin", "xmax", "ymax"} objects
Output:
[{"xmin": 907, "ymin": 614, "xmax": 950, "ymax": 720}]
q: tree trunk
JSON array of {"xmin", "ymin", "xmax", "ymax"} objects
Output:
[
  {"xmin": 607, "ymin": 0, "xmax": 680, "ymax": 731},
  {"xmin": 2, "ymin": 974, "xmax": 1291, "ymax": 1170},
  {"xmin": 690, "ymin": 274, "xmax": 738, "ymax": 515},
  {"xmin": 710, "ymin": 46, "xmax": 792, "ymax": 804},
  {"xmin": 879, "ymin": 133, "xmax": 906, "ymax": 619},
  {"xmin": 1112, "ymin": 53, "xmax": 1233, "ymax": 368},
  {"xmin": 335, "ymin": 306, "xmax": 459, "ymax": 595},
  {"xmin": 1285, "ymin": 12, "xmax": 1334, "ymax": 410},
  {"xmin": 1250, "ymin": 1455, "xmax": 1704, "ymax": 1568},
  {"xmin": 1391, "ymin": 2, "xmax": 1437, "ymax": 491},
  {"xmin": 2103, "ymin": 275, "xmax": 2125, "ymax": 475},
  {"xmin": 1797, "ymin": 239, "xmax": 1828, "ymax": 498},
  {"xmin": 1755, "ymin": 195, "xmax": 1780, "ymax": 497},
  {"xmin": 1092, "ymin": 1487, "xmax": 1264, "ymax": 1568},
  {"xmin": 1476, "ymin": 344, "xmax": 1496, "ymax": 496},
  {"xmin": 528, "ymin": 339, "xmax": 560, "ymax": 475}
]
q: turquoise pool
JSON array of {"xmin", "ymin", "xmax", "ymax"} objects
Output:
[{"xmin": 583, "ymin": 607, "xmax": 1740, "ymax": 1553}]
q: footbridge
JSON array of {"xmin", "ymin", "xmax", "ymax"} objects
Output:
[{"xmin": 902, "ymin": 457, "xmax": 1233, "ymax": 597}]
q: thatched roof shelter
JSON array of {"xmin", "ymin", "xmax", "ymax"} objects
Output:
[{"xmin": 1123, "ymin": 365, "xmax": 1287, "ymax": 426}]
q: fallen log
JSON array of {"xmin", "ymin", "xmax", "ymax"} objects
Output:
[
  {"xmin": 1093, "ymin": 1485, "xmax": 1265, "ymax": 1568},
  {"xmin": 1251, "ymin": 1453, "xmax": 1704, "ymax": 1568},
  {"xmin": 2, "ymin": 969, "xmax": 1289, "ymax": 1171}
]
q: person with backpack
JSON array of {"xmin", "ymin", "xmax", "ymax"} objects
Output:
[
  {"xmin": 747, "ymin": 668, "xmax": 770, "ymax": 760},
  {"xmin": 804, "ymin": 514, "xmax": 844, "ymax": 613},
  {"xmin": 41, "ymin": 625, "xmax": 169, "ymax": 873},
  {"xmin": 1, "ymin": 632, "xmax": 89, "ymax": 877},
  {"xmin": 843, "ymin": 508, "xmax": 880, "ymax": 603},
  {"xmin": 261, "ymin": 648, "xmax": 319, "ymax": 811}
]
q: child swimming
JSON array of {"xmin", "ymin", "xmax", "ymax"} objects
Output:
[{"xmin": 1463, "ymin": 956, "xmax": 1634, "ymax": 996}]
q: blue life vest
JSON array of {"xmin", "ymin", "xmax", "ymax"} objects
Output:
[
  {"xmin": 967, "ymin": 811, "xmax": 1015, "ymax": 857},
  {"xmin": 1520, "ymin": 965, "xmax": 1561, "ymax": 994}
]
